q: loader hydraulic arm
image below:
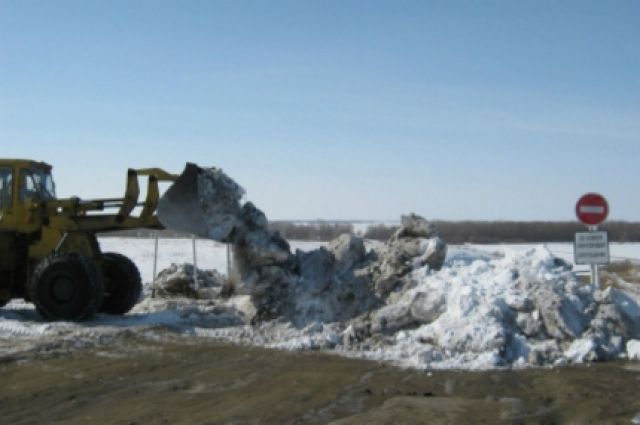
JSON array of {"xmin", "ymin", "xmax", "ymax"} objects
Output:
[
  {"xmin": 33, "ymin": 168, "xmax": 179, "ymax": 233},
  {"xmin": 126, "ymin": 168, "xmax": 178, "ymax": 222}
]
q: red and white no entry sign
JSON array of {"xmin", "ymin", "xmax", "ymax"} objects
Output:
[{"xmin": 575, "ymin": 193, "xmax": 609, "ymax": 226}]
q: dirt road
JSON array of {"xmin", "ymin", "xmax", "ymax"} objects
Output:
[{"xmin": 1, "ymin": 333, "xmax": 639, "ymax": 425}]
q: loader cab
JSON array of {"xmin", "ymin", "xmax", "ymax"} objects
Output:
[
  {"xmin": 18, "ymin": 165, "xmax": 56, "ymax": 203},
  {"xmin": 0, "ymin": 160, "xmax": 55, "ymax": 230}
]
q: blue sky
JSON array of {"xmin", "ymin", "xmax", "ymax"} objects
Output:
[{"xmin": 1, "ymin": 0, "xmax": 638, "ymax": 220}]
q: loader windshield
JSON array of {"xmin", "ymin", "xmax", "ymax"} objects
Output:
[{"xmin": 20, "ymin": 168, "xmax": 56, "ymax": 201}]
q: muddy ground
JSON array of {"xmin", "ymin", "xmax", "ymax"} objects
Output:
[{"xmin": 1, "ymin": 333, "xmax": 639, "ymax": 425}]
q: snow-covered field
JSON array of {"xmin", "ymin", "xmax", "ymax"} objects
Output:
[
  {"xmin": 98, "ymin": 237, "xmax": 330, "ymax": 284},
  {"xmin": 1, "ymin": 237, "xmax": 639, "ymax": 370},
  {"xmin": 99, "ymin": 237, "xmax": 640, "ymax": 284}
]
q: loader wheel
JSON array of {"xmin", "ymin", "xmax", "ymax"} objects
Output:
[
  {"xmin": 99, "ymin": 253, "xmax": 142, "ymax": 315},
  {"xmin": 0, "ymin": 276, "xmax": 10, "ymax": 307},
  {"xmin": 30, "ymin": 253, "xmax": 104, "ymax": 321}
]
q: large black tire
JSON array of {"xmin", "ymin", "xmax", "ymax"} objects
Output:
[
  {"xmin": 99, "ymin": 253, "xmax": 142, "ymax": 315},
  {"xmin": 30, "ymin": 253, "xmax": 105, "ymax": 321},
  {"xmin": 0, "ymin": 274, "xmax": 10, "ymax": 307}
]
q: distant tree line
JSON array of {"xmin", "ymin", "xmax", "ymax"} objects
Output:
[
  {"xmin": 99, "ymin": 229, "xmax": 194, "ymax": 238},
  {"xmin": 271, "ymin": 220, "xmax": 640, "ymax": 243},
  {"xmin": 269, "ymin": 221, "xmax": 354, "ymax": 241},
  {"xmin": 100, "ymin": 221, "xmax": 355, "ymax": 241},
  {"xmin": 100, "ymin": 221, "xmax": 640, "ymax": 243},
  {"xmin": 364, "ymin": 221, "xmax": 640, "ymax": 243}
]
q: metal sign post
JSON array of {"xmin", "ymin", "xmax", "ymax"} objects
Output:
[
  {"xmin": 590, "ymin": 225, "xmax": 600, "ymax": 289},
  {"xmin": 591, "ymin": 225, "xmax": 601, "ymax": 288},
  {"xmin": 574, "ymin": 193, "xmax": 610, "ymax": 288}
]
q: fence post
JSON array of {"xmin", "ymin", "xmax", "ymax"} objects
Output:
[
  {"xmin": 192, "ymin": 235, "xmax": 199, "ymax": 292},
  {"xmin": 152, "ymin": 233, "xmax": 159, "ymax": 298}
]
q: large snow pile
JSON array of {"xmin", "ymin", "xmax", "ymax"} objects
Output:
[
  {"xmin": 183, "ymin": 245, "xmax": 640, "ymax": 369},
  {"xmin": 170, "ymin": 168, "xmax": 448, "ymax": 324},
  {"xmin": 351, "ymin": 246, "xmax": 640, "ymax": 368},
  {"xmin": 175, "ymin": 168, "xmax": 640, "ymax": 368},
  {"xmin": 282, "ymin": 214, "xmax": 447, "ymax": 326},
  {"xmin": 148, "ymin": 208, "xmax": 640, "ymax": 368},
  {"xmin": 2, "ymin": 242, "xmax": 640, "ymax": 369}
]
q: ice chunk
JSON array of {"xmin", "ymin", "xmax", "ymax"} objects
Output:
[
  {"xmin": 628, "ymin": 339, "xmax": 640, "ymax": 360},
  {"xmin": 565, "ymin": 338, "xmax": 598, "ymax": 363}
]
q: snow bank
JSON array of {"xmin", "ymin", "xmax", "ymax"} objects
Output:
[
  {"xmin": 190, "ymin": 244, "xmax": 640, "ymax": 370},
  {"xmin": 353, "ymin": 246, "xmax": 639, "ymax": 369},
  {"xmin": 159, "ymin": 167, "xmax": 447, "ymax": 325},
  {"xmin": 628, "ymin": 340, "xmax": 640, "ymax": 360},
  {"xmin": 2, "ymin": 244, "xmax": 640, "ymax": 370}
]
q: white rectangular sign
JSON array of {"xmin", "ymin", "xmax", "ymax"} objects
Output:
[{"xmin": 574, "ymin": 231, "xmax": 610, "ymax": 265}]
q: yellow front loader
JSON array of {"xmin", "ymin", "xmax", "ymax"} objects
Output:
[{"xmin": 0, "ymin": 159, "xmax": 204, "ymax": 321}]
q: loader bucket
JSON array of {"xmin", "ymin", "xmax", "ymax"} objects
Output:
[{"xmin": 157, "ymin": 163, "xmax": 210, "ymax": 237}]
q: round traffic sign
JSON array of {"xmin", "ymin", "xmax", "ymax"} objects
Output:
[{"xmin": 576, "ymin": 193, "xmax": 609, "ymax": 226}]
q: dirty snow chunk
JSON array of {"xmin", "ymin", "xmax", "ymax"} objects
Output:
[
  {"xmin": 527, "ymin": 280, "xmax": 588, "ymax": 340},
  {"xmin": 565, "ymin": 338, "xmax": 598, "ymax": 363},
  {"xmin": 589, "ymin": 301, "xmax": 638, "ymax": 339},
  {"xmin": 411, "ymin": 237, "xmax": 447, "ymax": 271},
  {"xmin": 239, "ymin": 202, "xmax": 268, "ymax": 231},
  {"xmin": 290, "ymin": 247, "xmax": 378, "ymax": 325},
  {"xmin": 417, "ymin": 344, "xmax": 444, "ymax": 364},
  {"xmin": 593, "ymin": 287, "xmax": 615, "ymax": 304},
  {"xmin": 527, "ymin": 339, "xmax": 563, "ymax": 366},
  {"xmin": 371, "ymin": 304, "xmax": 414, "ymax": 334},
  {"xmin": 424, "ymin": 237, "xmax": 447, "ymax": 270},
  {"xmin": 516, "ymin": 311, "xmax": 543, "ymax": 337},
  {"xmin": 628, "ymin": 340, "xmax": 640, "ymax": 360},
  {"xmin": 197, "ymin": 167, "xmax": 245, "ymax": 241},
  {"xmin": 505, "ymin": 292, "xmax": 534, "ymax": 312},
  {"xmin": 328, "ymin": 234, "xmax": 366, "ymax": 275},
  {"xmin": 565, "ymin": 335, "xmax": 624, "ymax": 363},
  {"xmin": 189, "ymin": 166, "xmax": 297, "ymax": 317},
  {"xmin": 373, "ymin": 215, "xmax": 447, "ymax": 297},
  {"xmin": 409, "ymin": 291, "xmax": 446, "ymax": 324},
  {"xmin": 227, "ymin": 295, "xmax": 258, "ymax": 322},
  {"xmin": 237, "ymin": 230, "xmax": 292, "ymax": 267},
  {"xmin": 395, "ymin": 213, "xmax": 438, "ymax": 239},
  {"xmin": 153, "ymin": 263, "xmax": 226, "ymax": 299}
]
